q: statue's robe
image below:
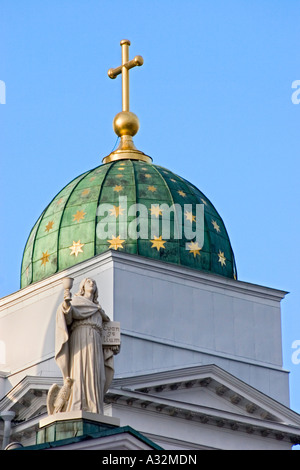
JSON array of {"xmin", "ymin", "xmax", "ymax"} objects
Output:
[{"xmin": 55, "ymin": 295, "xmax": 114, "ymax": 414}]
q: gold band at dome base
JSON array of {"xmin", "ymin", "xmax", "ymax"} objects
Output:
[
  {"xmin": 102, "ymin": 150, "xmax": 152, "ymax": 164},
  {"xmin": 102, "ymin": 134, "xmax": 152, "ymax": 164}
]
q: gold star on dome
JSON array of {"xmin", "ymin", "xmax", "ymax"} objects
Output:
[
  {"xmin": 185, "ymin": 211, "xmax": 196, "ymax": 223},
  {"xmin": 170, "ymin": 178, "xmax": 176, "ymax": 183},
  {"xmin": 81, "ymin": 188, "xmax": 90, "ymax": 196},
  {"xmin": 149, "ymin": 205, "xmax": 163, "ymax": 218},
  {"xmin": 109, "ymin": 205, "xmax": 125, "ymax": 218},
  {"xmin": 69, "ymin": 240, "xmax": 84, "ymax": 257},
  {"xmin": 187, "ymin": 241, "xmax": 201, "ymax": 258},
  {"xmin": 73, "ymin": 210, "xmax": 86, "ymax": 223},
  {"xmin": 40, "ymin": 251, "xmax": 50, "ymax": 266},
  {"xmin": 150, "ymin": 235, "xmax": 166, "ymax": 251},
  {"xmin": 90, "ymin": 176, "xmax": 96, "ymax": 181},
  {"xmin": 57, "ymin": 198, "xmax": 64, "ymax": 205},
  {"xmin": 148, "ymin": 185, "xmax": 157, "ymax": 192},
  {"xmin": 113, "ymin": 185, "xmax": 123, "ymax": 192},
  {"xmin": 145, "ymin": 174, "xmax": 151, "ymax": 178},
  {"xmin": 107, "ymin": 235, "xmax": 125, "ymax": 250},
  {"xmin": 178, "ymin": 190, "xmax": 186, "ymax": 197},
  {"xmin": 218, "ymin": 251, "xmax": 226, "ymax": 266},
  {"xmin": 45, "ymin": 221, "xmax": 54, "ymax": 232},
  {"xmin": 200, "ymin": 198, "xmax": 207, "ymax": 206},
  {"xmin": 118, "ymin": 167, "xmax": 125, "ymax": 171},
  {"xmin": 212, "ymin": 220, "xmax": 221, "ymax": 232}
]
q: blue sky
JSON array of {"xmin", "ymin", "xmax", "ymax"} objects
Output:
[{"xmin": 1, "ymin": 1, "xmax": 300, "ymax": 415}]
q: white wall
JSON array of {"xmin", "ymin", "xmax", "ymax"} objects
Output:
[{"xmin": 111, "ymin": 252, "xmax": 289, "ymax": 405}]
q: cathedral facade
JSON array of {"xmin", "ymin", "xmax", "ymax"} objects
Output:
[{"xmin": 1, "ymin": 40, "xmax": 300, "ymax": 450}]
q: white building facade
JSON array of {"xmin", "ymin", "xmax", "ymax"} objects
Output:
[{"xmin": 1, "ymin": 250, "xmax": 300, "ymax": 450}]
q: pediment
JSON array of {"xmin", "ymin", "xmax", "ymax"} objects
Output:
[{"xmin": 108, "ymin": 364, "xmax": 300, "ymax": 430}]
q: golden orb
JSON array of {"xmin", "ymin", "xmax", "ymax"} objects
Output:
[{"xmin": 113, "ymin": 111, "xmax": 140, "ymax": 137}]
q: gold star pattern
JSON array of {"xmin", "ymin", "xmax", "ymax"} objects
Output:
[
  {"xmin": 45, "ymin": 221, "xmax": 54, "ymax": 232},
  {"xmin": 40, "ymin": 251, "xmax": 50, "ymax": 266},
  {"xmin": 170, "ymin": 178, "xmax": 176, "ymax": 183},
  {"xmin": 218, "ymin": 251, "xmax": 226, "ymax": 266},
  {"xmin": 116, "ymin": 174, "xmax": 123, "ymax": 178},
  {"xmin": 107, "ymin": 235, "xmax": 125, "ymax": 250},
  {"xmin": 148, "ymin": 185, "xmax": 157, "ymax": 192},
  {"xmin": 187, "ymin": 241, "xmax": 202, "ymax": 258},
  {"xmin": 109, "ymin": 205, "xmax": 125, "ymax": 218},
  {"xmin": 118, "ymin": 167, "xmax": 125, "ymax": 171},
  {"xmin": 90, "ymin": 176, "xmax": 96, "ymax": 181},
  {"xmin": 200, "ymin": 198, "xmax": 207, "ymax": 206},
  {"xmin": 69, "ymin": 240, "xmax": 84, "ymax": 257},
  {"xmin": 150, "ymin": 235, "xmax": 166, "ymax": 251},
  {"xmin": 113, "ymin": 185, "xmax": 123, "ymax": 192},
  {"xmin": 212, "ymin": 220, "xmax": 220, "ymax": 232},
  {"xmin": 185, "ymin": 211, "xmax": 196, "ymax": 223},
  {"xmin": 81, "ymin": 189, "xmax": 90, "ymax": 196},
  {"xmin": 178, "ymin": 190, "xmax": 186, "ymax": 197},
  {"xmin": 145, "ymin": 174, "xmax": 152, "ymax": 178},
  {"xmin": 73, "ymin": 210, "xmax": 86, "ymax": 223},
  {"xmin": 57, "ymin": 198, "xmax": 64, "ymax": 205},
  {"xmin": 149, "ymin": 205, "xmax": 163, "ymax": 218}
]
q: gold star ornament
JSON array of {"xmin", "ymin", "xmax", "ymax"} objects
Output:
[
  {"xmin": 109, "ymin": 205, "xmax": 125, "ymax": 218},
  {"xmin": 69, "ymin": 240, "xmax": 84, "ymax": 257},
  {"xmin": 107, "ymin": 235, "xmax": 125, "ymax": 250},
  {"xmin": 149, "ymin": 205, "xmax": 163, "ymax": 218},
  {"xmin": 81, "ymin": 189, "xmax": 90, "ymax": 196},
  {"xmin": 40, "ymin": 251, "xmax": 50, "ymax": 266},
  {"xmin": 218, "ymin": 250, "xmax": 226, "ymax": 266},
  {"xmin": 45, "ymin": 221, "xmax": 54, "ymax": 232},
  {"xmin": 212, "ymin": 220, "xmax": 220, "ymax": 232},
  {"xmin": 73, "ymin": 210, "xmax": 86, "ymax": 223},
  {"xmin": 150, "ymin": 235, "xmax": 166, "ymax": 251},
  {"xmin": 185, "ymin": 211, "xmax": 196, "ymax": 223},
  {"xmin": 187, "ymin": 241, "xmax": 201, "ymax": 258}
]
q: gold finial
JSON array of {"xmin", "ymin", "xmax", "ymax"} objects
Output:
[{"xmin": 103, "ymin": 40, "xmax": 152, "ymax": 164}]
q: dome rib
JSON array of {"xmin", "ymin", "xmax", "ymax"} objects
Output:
[
  {"xmin": 93, "ymin": 162, "xmax": 113, "ymax": 258},
  {"xmin": 130, "ymin": 159, "xmax": 139, "ymax": 255},
  {"xmin": 56, "ymin": 170, "xmax": 94, "ymax": 272},
  {"xmin": 151, "ymin": 164, "xmax": 182, "ymax": 263}
]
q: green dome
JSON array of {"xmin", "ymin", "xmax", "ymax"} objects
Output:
[{"xmin": 21, "ymin": 160, "xmax": 237, "ymax": 288}]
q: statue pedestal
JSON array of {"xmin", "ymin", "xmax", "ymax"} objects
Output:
[{"xmin": 37, "ymin": 411, "xmax": 120, "ymax": 445}]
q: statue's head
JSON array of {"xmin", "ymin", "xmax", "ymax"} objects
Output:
[{"xmin": 76, "ymin": 278, "xmax": 99, "ymax": 303}]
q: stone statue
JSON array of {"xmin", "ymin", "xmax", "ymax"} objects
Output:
[{"xmin": 47, "ymin": 277, "xmax": 120, "ymax": 415}]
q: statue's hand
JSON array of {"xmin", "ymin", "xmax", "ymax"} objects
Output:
[{"xmin": 62, "ymin": 294, "xmax": 71, "ymax": 311}]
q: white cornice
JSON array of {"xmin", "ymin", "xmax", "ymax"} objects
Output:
[
  {"xmin": 107, "ymin": 387, "xmax": 300, "ymax": 441},
  {"xmin": 111, "ymin": 364, "xmax": 300, "ymax": 426},
  {"xmin": 0, "ymin": 250, "xmax": 287, "ymax": 310}
]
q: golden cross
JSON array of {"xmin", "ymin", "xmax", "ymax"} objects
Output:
[{"xmin": 108, "ymin": 39, "xmax": 143, "ymax": 112}]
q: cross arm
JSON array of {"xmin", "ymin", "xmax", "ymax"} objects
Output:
[{"xmin": 108, "ymin": 55, "xmax": 144, "ymax": 79}]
